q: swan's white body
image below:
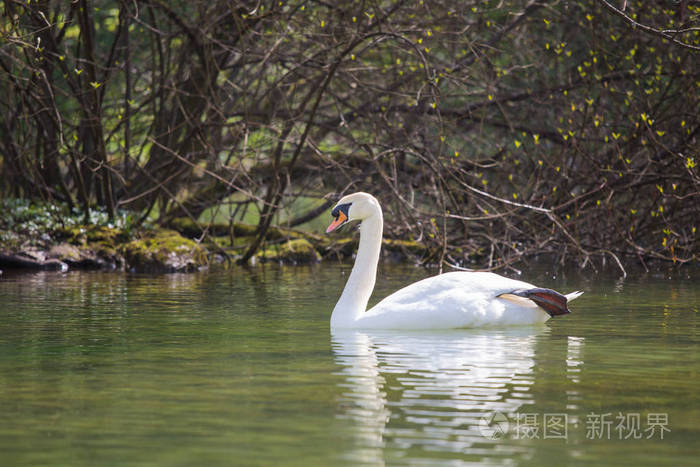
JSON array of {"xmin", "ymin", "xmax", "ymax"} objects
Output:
[{"xmin": 328, "ymin": 193, "xmax": 582, "ymax": 330}]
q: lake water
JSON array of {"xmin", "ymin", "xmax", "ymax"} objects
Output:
[{"xmin": 0, "ymin": 263, "xmax": 698, "ymax": 466}]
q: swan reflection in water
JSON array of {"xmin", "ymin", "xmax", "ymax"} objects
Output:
[{"xmin": 331, "ymin": 328, "xmax": 549, "ymax": 464}]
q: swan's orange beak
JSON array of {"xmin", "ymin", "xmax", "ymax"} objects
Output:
[{"xmin": 326, "ymin": 211, "xmax": 347, "ymax": 233}]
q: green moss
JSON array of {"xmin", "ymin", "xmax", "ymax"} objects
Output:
[
  {"xmin": 382, "ymin": 238, "xmax": 426, "ymax": 255},
  {"xmin": 54, "ymin": 226, "xmax": 86, "ymax": 243},
  {"xmin": 119, "ymin": 229, "xmax": 208, "ymax": 272},
  {"xmin": 86, "ymin": 225, "xmax": 128, "ymax": 243},
  {"xmin": 256, "ymin": 239, "xmax": 321, "ymax": 264},
  {"xmin": 94, "ymin": 243, "xmax": 119, "ymax": 258},
  {"xmin": 57, "ymin": 225, "xmax": 129, "ymax": 246}
]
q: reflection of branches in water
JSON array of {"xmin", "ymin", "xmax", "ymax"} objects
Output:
[{"xmin": 331, "ymin": 329, "xmax": 548, "ymax": 460}]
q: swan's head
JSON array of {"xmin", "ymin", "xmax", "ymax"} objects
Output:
[{"xmin": 326, "ymin": 192, "xmax": 380, "ymax": 233}]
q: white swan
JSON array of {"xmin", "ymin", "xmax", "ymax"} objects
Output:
[{"xmin": 326, "ymin": 192, "xmax": 582, "ymax": 329}]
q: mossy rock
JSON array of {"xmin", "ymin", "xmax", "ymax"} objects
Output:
[
  {"xmin": 48, "ymin": 243, "xmax": 82, "ymax": 261},
  {"xmin": 47, "ymin": 242, "xmax": 124, "ymax": 270},
  {"xmin": 86, "ymin": 225, "xmax": 129, "ymax": 243},
  {"xmin": 56, "ymin": 225, "xmax": 128, "ymax": 246},
  {"xmin": 0, "ymin": 248, "xmax": 68, "ymax": 271},
  {"xmin": 119, "ymin": 229, "xmax": 208, "ymax": 272},
  {"xmin": 256, "ymin": 239, "xmax": 321, "ymax": 264}
]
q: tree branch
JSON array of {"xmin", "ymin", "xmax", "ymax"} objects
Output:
[{"xmin": 597, "ymin": 0, "xmax": 700, "ymax": 51}]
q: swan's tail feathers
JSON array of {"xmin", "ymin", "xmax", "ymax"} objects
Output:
[
  {"xmin": 565, "ymin": 291, "xmax": 584, "ymax": 302},
  {"xmin": 510, "ymin": 288, "xmax": 580, "ymax": 317}
]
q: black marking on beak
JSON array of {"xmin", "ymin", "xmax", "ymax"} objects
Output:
[{"xmin": 326, "ymin": 203, "xmax": 351, "ymax": 233}]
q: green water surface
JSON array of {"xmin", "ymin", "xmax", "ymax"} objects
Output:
[{"xmin": 0, "ymin": 264, "xmax": 698, "ymax": 466}]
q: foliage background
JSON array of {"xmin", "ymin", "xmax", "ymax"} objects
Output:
[{"xmin": 1, "ymin": 0, "xmax": 698, "ymax": 271}]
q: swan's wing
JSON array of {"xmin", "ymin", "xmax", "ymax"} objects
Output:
[
  {"xmin": 371, "ymin": 271, "xmax": 537, "ymax": 307},
  {"xmin": 360, "ymin": 271, "xmax": 578, "ymax": 328},
  {"xmin": 365, "ymin": 272, "xmax": 534, "ymax": 316}
]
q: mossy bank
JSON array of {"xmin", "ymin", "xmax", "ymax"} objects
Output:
[{"xmin": 0, "ymin": 199, "xmax": 432, "ymax": 273}]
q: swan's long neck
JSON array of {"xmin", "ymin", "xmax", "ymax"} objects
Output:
[{"xmin": 331, "ymin": 208, "xmax": 383, "ymax": 328}]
